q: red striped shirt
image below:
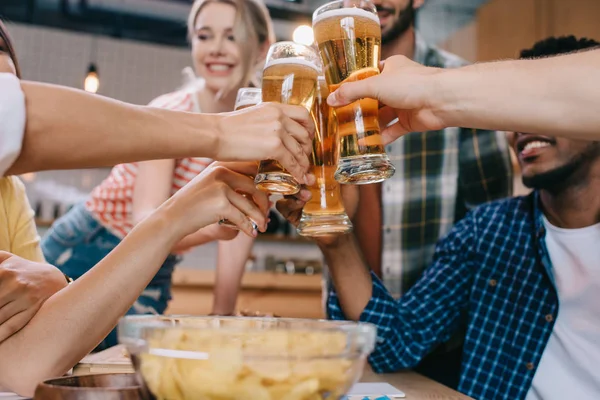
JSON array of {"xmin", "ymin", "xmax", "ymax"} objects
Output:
[{"xmin": 85, "ymin": 90, "xmax": 212, "ymax": 238}]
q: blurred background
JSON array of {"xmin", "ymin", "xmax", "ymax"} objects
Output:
[{"xmin": 1, "ymin": 0, "xmax": 599, "ymax": 316}]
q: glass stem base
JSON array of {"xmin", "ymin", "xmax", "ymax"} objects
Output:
[
  {"xmin": 334, "ymin": 154, "xmax": 395, "ymax": 185},
  {"xmin": 254, "ymin": 173, "xmax": 300, "ymax": 195},
  {"xmin": 297, "ymin": 212, "xmax": 353, "ymax": 237}
]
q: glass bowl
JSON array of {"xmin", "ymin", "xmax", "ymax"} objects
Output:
[{"xmin": 118, "ymin": 315, "xmax": 377, "ymax": 400}]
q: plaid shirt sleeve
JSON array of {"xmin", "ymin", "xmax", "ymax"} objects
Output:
[
  {"xmin": 458, "ymin": 128, "xmax": 513, "ymax": 209},
  {"xmin": 327, "ymin": 213, "xmax": 478, "ymax": 373}
]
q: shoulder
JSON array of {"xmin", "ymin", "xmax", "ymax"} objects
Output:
[
  {"xmin": 0, "ymin": 176, "xmax": 28, "ymax": 214},
  {"xmin": 0, "ymin": 176, "xmax": 25, "ymax": 195},
  {"xmin": 147, "ymin": 90, "xmax": 195, "ymax": 112},
  {"xmin": 468, "ymin": 194, "xmax": 534, "ymax": 228}
]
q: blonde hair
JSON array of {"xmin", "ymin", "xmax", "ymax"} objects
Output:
[{"xmin": 187, "ymin": 0, "xmax": 276, "ymax": 91}]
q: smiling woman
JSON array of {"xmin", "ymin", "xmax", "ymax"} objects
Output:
[{"xmin": 40, "ymin": 0, "xmax": 278, "ymax": 348}]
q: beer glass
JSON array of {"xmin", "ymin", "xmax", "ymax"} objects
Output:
[
  {"xmin": 297, "ymin": 77, "xmax": 352, "ymax": 237},
  {"xmin": 254, "ymin": 41, "xmax": 321, "ymax": 195},
  {"xmin": 313, "ymin": 0, "xmax": 395, "ymax": 184},
  {"xmin": 218, "ymin": 87, "xmax": 262, "ymax": 230}
]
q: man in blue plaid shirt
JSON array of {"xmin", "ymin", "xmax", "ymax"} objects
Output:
[
  {"xmin": 351, "ymin": 0, "xmax": 513, "ymax": 388},
  {"xmin": 278, "ymin": 36, "xmax": 600, "ymax": 400}
]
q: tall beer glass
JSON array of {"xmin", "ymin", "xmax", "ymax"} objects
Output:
[
  {"xmin": 313, "ymin": 0, "xmax": 395, "ymax": 184},
  {"xmin": 297, "ymin": 77, "xmax": 352, "ymax": 237},
  {"xmin": 218, "ymin": 87, "xmax": 262, "ymax": 230},
  {"xmin": 254, "ymin": 41, "xmax": 321, "ymax": 195}
]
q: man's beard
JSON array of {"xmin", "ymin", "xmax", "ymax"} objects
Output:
[
  {"xmin": 523, "ymin": 143, "xmax": 600, "ymax": 192},
  {"xmin": 381, "ymin": 0, "xmax": 415, "ymax": 45}
]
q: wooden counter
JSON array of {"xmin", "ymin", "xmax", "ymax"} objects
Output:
[{"xmin": 165, "ymin": 269, "xmax": 325, "ymax": 319}]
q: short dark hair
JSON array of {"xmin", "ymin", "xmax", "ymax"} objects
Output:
[
  {"xmin": 520, "ymin": 35, "xmax": 600, "ymax": 59},
  {"xmin": 0, "ymin": 19, "xmax": 21, "ymax": 78}
]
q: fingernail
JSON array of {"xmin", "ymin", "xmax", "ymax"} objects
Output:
[
  {"xmin": 252, "ymin": 229, "xmax": 258, "ymax": 237},
  {"xmin": 305, "ymin": 173, "xmax": 316, "ymax": 186},
  {"xmin": 327, "ymin": 92, "xmax": 337, "ymax": 106},
  {"xmin": 300, "ymin": 189, "xmax": 312, "ymax": 201}
]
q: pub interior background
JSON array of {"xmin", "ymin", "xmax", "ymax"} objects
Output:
[{"xmin": 2, "ymin": 0, "xmax": 600, "ymax": 317}]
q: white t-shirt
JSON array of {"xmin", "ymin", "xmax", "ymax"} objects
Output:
[
  {"xmin": 526, "ymin": 216, "xmax": 600, "ymax": 400},
  {"xmin": 0, "ymin": 73, "xmax": 25, "ymax": 176}
]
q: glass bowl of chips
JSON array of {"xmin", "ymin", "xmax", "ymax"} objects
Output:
[{"xmin": 118, "ymin": 315, "xmax": 377, "ymax": 400}]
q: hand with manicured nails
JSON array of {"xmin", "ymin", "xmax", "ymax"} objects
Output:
[
  {"xmin": 162, "ymin": 161, "xmax": 270, "ymax": 240},
  {"xmin": 327, "ymin": 55, "xmax": 446, "ymax": 144},
  {"xmin": 216, "ymin": 103, "xmax": 316, "ymax": 186},
  {"xmin": 0, "ymin": 253, "xmax": 67, "ymax": 343}
]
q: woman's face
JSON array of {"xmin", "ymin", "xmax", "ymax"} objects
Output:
[
  {"xmin": 191, "ymin": 2, "xmax": 244, "ymax": 94},
  {"xmin": 0, "ymin": 38, "xmax": 17, "ymax": 75}
]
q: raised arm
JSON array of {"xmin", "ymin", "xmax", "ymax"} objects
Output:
[
  {"xmin": 277, "ymin": 197, "xmax": 477, "ymax": 373},
  {"xmin": 328, "ymin": 49, "xmax": 600, "ymax": 142},
  {"xmin": 7, "ymin": 82, "xmax": 315, "ymax": 186},
  {"xmin": 0, "ymin": 162, "xmax": 269, "ymax": 396},
  {"xmin": 212, "ymin": 234, "xmax": 256, "ymax": 315},
  {"xmin": 132, "ymin": 159, "xmax": 176, "ymax": 225}
]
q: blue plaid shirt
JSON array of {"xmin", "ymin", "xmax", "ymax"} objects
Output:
[{"xmin": 328, "ymin": 192, "xmax": 559, "ymax": 400}]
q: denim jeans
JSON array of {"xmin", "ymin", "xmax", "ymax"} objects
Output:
[{"xmin": 41, "ymin": 203, "xmax": 181, "ymax": 350}]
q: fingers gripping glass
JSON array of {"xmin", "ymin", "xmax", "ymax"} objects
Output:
[
  {"xmin": 313, "ymin": 0, "xmax": 395, "ymax": 184},
  {"xmin": 297, "ymin": 77, "xmax": 353, "ymax": 237},
  {"xmin": 218, "ymin": 88, "xmax": 262, "ymax": 231},
  {"xmin": 254, "ymin": 41, "xmax": 321, "ymax": 195}
]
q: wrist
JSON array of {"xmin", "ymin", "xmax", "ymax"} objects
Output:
[{"xmin": 429, "ymin": 67, "xmax": 468, "ymax": 129}]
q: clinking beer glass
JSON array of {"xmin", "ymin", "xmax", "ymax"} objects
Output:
[
  {"xmin": 254, "ymin": 41, "xmax": 321, "ymax": 195},
  {"xmin": 218, "ymin": 87, "xmax": 262, "ymax": 230},
  {"xmin": 313, "ymin": 0, "xmax": 395, "ymax": 184},
  {"xmin": 297, "ymin": 77, "xmax": 353, "ymax": 237}
]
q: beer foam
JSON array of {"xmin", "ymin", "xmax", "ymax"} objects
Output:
[
  {"xmin": 312, "ymin": 7, "xmax": 380, "ymax": 26},
  {"xmin": 263, "ymin": 57, "xmax": 321, "ymax": 73}
]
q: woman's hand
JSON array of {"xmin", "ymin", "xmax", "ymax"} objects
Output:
[
  {"xmin": 0, "ymin": 252, "xmax": 67, "ymax": 343},
  {"xmin": 215, "ymin": 103, "xmax": 316, "ymax": 186},
  {"xmin": 161, "ymin": 162, "xmax": 270, "ymax": 239}
]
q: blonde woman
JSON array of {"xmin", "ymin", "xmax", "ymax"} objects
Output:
[{"xmin": 42, "ymin": 0, "xmax": 284, "ymax": 348}]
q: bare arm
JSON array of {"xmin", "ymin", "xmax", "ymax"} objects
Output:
[
  {"xmin": 0, "ymin": 162, "xmax": 270, "ymax": 396},
  {"xmin": 212, "ymin": 234, "xmax": 256, "ymax": 315},
  {"xmin": 10, "ymin": 82, "xmax": 218, "ymax": 175},
  {"xmin": 8, "ymin": 82, "xmax": 315, "ymax": 186},
  {"xmin": 132, "ymin": 159, "xmax": 175, "ymax": 225},
  {"xmin": 328, "ymin": 49, "xmax": 600, "ymax": 142},
  {"xmin": 318, "ymin": 235, "xmax": 374, "ymax": 321}
]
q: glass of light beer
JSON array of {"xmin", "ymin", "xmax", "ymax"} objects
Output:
[
  {"xmin": 218, "ymin": 87, "xmax": 262, "ymax": 230},
  {"xmin": 297, "ymin": 77, "xmax": 353, "ymax": 237},
  {"xmin": 254, "ymin": 41, "xmax": 321, "ymax": 195},
  {"xmin": 313, "ymin": 0, "xmax": 395, "ymax": 184}
]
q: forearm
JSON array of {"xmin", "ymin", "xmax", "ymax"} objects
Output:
[
  {"xmin": 320, "ymin": 234, "xmax": 373, "ymax": 321},
  {"xmin": 436, "ymin": 50, "xmax": 600, "ymax": 139},
  {"xmin": 8, "ymin": 82, "xmax": 219, "ymax": 175},
  {"xmin": 0, "ymin": 209, "xmax": 183, "ymax": 395},
  {"xmin": 212, "ymin": 235, "xmax": 254, "ymax": 315},
  {"xmin": 172, "ymin": 228, "xmax": 216, "ymax": 253}
]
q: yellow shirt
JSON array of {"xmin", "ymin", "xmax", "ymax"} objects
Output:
[{"xmin": 0, "ymin": 176, "xmax": 44, "ymax": 262}]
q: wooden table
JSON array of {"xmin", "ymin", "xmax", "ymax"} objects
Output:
[{"xmin": 361, "ymin": 367, "xmax": 472, "ymax": 399}]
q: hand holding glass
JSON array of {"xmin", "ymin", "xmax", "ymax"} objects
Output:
[
  {"xmin": 313, "ymin": 0, "xmax": 395, "ymax": 184},
  {"xmin": 254, "ymin": 41, "xmax": 321, "ymax": 195},
  {"xmin": 297, "ymin": 77, "xmax": 353, "ymax": 237},
  {"xmin": 218, "ymin": 87, "xmax": 262, "ymax": 230}
]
